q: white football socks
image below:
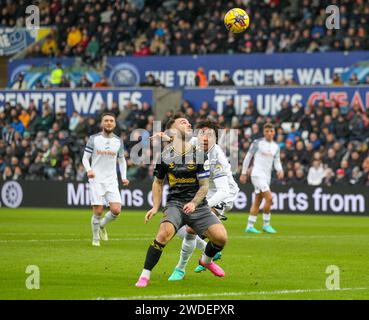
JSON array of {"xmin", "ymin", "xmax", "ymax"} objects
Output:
[
  {"xmin": 247, "ymin": 215, "xmax": 257, "ymax": 229},
  {"xmin": 91, "ymin": 214, "xmax": 102, "ymax": 241},
  {"xmin": 140, "ymin": 269, "xmax": 151, "ymax": 279},
  {"xmin": 100, "ymin": 211, "xmax": 118, "ymax": 228},
  {"xmin": 195, "ymin": 236, "xmax": 207, "ymax": 252},
  {"xmin": 176, "ymin": 233, "xmax": 196, "ymax": 271},
  {"xmin": 263, "ymin": 213, "xmax": 271, "ymax": 226}
]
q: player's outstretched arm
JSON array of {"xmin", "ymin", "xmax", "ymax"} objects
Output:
[
  {"xmin": 184, "ymin": 177, "xmax": 209, "ymax": 214},
  {"xmin": 145, "ymin": 177, "xmax": 164, "ymax": 224}
]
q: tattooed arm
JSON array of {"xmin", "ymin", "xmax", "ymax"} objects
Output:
[{"xmin": 183, "ymin": 177, "xmax": 209, "ymax": 214}]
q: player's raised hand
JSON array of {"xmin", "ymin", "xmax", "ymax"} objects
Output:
[
  {"xmin": 87, "ymin": 170, "xmax": 95, "ymax": 179},
  {"xmin": 145, "ymin": 208, "xmax": 158, "ymax": 224},
  {"xmin": 239, "ymin": 174, "xmax": 247, "ymax": 184},
  {"xmin": 277, "ymin": 170, "xmax": 284, "ymax": 180},
  {"xmin": 183, "ymin": 202, "xmax": 196, "ymax": 215},
  {"xmin": 149, "ymin": 132, "xmax": 172, "ymax": 142},
  {"xmin": 122, "ymin": 179, "xmax": 130, "ymax": 186}
]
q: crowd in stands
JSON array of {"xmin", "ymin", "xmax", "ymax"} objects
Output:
[
  {"xmin": 2, "ymin": 0, "xmax": 366, "ymax": 60},
  {"xmin": 1, "ymin": 94, "xmax": 369, "ymax": 186}
]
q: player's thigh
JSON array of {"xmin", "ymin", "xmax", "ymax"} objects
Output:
[
  {"xmin": 261, "ymin": 190, "xmax": 273, "ymax": 203},
  {"xmin": 251, "ymin": 176, "xmax": 270, "ymax": 195},
  {"xmin": 90, "ymin": 183, "xmax": 105, "ymax": 208},
  {"xmin": 105, "ymin": 186, "xmax": 122, "ymax": 214},
  {"xmin": 204, "ymin": 223, "xmax": 228, "ymax": 247},
  {"xmin": 156, "ymin": 221, "xmax": 176, "ymax": 245},
  {"xmin": 160, "ymin": 204, "xmax": 185, "ymax": 239},
  {"xmin": 186, "ymin": 205, "xmax": 221, "ymax": 239}
]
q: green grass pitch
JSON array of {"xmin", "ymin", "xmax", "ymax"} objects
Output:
[{"xmin": 0, "ymin": 208, "xmax": 369, "ymax": 300}]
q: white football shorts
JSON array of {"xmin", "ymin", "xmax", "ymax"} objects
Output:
[
  {"xmin": 89, "ymin": 180, "xmax": 121, "ymax": 206},
  {"xmin": 251, "ymin": 176, "xmax": 271, "ymax": 194}
]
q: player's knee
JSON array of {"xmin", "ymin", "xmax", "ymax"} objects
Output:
[
  {"xmin": 186, "ymin": 226, "xmax": 196, "ymax": 234},
  {"xmin": 157, "ymin": 225, "xmax": 175, "ymax": 244},
  {"xmin": 110, "ymin": 207, "xmax": 121, "ymax": 215},
  {"xmin": 213, "ymin": 228, "xmax": 228, "ymax": 247}
]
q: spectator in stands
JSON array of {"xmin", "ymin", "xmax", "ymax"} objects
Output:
[
  {"xmin": 348, "ymin": 73, "xmax": 360, "ymax": 85},
  {"xmin": 222, "ymin": 99, "xmax": 236, "ymax": 127},
  {"xmin": 50, "ymin": 63, "xmax": 63, "ymax": 87},
  {"xmin": 221, "ymin": 73, "xmax": 235, "ymax": 86},
  {"xmin": 77, "ymin": 75, "xmax": 92, "ymax": 88},
  {"xmin": 195, "ymin": 67, "xmax": 207, "ymax": 88},
  {"xmin": 331, "ymin": 73, "xmax": 343, "ymax": 86},
  {"xmin": 208, "ymin": 74, "xmax": 221, "ymax": 86},
  {"xmin": 67, "ymin": 26, "xmax": 82, "ymax": 48},
  {"xmin": 94, "ymin": 76, "xmax": 110, "ymax": 88},
  {"xmin": 11, "ymin": 73, "xmax": 27, "ymax": 90},
  {"xmin": 41, "ymin": 34, "xmax": 58, "ymax": 57},
  {"xmin": 307, "ymin": 160, "xmax": 325, "ymax": 186},
  {"xmin": 335, "ymin": 168, "xmax": 348, "ymax": 184}
]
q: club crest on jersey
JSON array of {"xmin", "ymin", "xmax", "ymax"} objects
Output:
[{"xmin": 187, "ymin": 160, "xmax": 196, "ymax": 170}]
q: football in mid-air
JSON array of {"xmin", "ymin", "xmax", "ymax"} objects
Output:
[{"xmin": 224, "ymin": 8, "xmax": 250, "ymax": 33}]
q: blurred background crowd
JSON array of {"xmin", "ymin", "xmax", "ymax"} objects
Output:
[
  {"xmin": 1, "ymin": 0, "xmax": 367, "ymax": 59},
  {"xmin": 1, "ymin": 96, "xmax": 369, "ymax": 186}
]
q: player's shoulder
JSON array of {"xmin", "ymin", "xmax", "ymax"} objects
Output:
[
  {"xmin": 112, "ymin": 133, "xmax": 121, "ymax": 140},
  {"xmin": 89, "ymin": 132, "xmax": 103, "ymax": 139}
]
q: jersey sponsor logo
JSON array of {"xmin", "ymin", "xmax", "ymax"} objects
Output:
[
  {"xmin": 261, "ymin": 151, "xmax": 274, "ymax": 157},
  {"xmin": 168, "ymin": 173, "xmax": 196, "ymax": 187},
  {"xmin": 96, "ymin": 149, "xmax": 117, "ymax": 156}
]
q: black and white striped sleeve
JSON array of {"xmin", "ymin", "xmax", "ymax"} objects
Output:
[{"xmin": 85, "ymin": 136, "xmax": 94, "ymax": 154}]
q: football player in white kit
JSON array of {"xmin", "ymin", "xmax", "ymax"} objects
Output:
[
  {"xmin": 82, "ymin": 112, "xmax": 129, "ymax": 246},
  {"xmin": 166, "ymin": 120, "xmax": 239, "ymax": 280},
  {"xmin": 240, "ymin": 123, "xmax": 284, "ymax": 234}
]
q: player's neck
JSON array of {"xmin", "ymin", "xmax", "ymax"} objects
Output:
[
  {"xmin": 172, "ymin": 138, "xmax": 191, "ymax": 154},
  {"xmin": 102, "ymin": 130, "xmax": 113, "ymax": 138}
]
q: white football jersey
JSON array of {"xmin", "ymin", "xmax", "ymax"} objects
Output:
[
  {"xmin": 242, "ymin": 138, "xmax": 282, "ymax": 179},
  {"xmin": 84, "ymin": 133, "xmax": 124, "ymax": 183},
  {"xmin": 190, "ymin": 137, "xmax": 239, "ymax": 202}
]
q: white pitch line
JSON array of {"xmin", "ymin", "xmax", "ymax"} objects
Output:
[
  {"xmin": 96, "ymin": 287, "xmax": 368, "ymax": 300},
  {"xmin": 0, "ymin": 234, "xmax": 366, "ymax": 243},
  {"xmin": 0, "ymin": 237, "xmax": 153, "ymax": 243}
]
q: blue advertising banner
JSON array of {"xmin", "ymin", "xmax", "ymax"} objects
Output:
[
  {"xmin": 0, "ymin": 88, "xmax": 153, "ymax": 116},
  {"xmin": 106, "ymin": 52, "xmax": 369, "ymax": 87},
  {"xmin": 0, "ymin": 28, "xmax": 51, "ymax": 56},
  {"xmin": 182, "ymin": 86, "xmax": 369, "ymax": 116},
  {"xmin": 8, "ymin": 51, "xmax": 369, "ymax": 88}
]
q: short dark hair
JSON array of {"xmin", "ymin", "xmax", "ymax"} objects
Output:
[
  {"xmin": 165, "ymin": 112, "xmax": 186, "ymax": 130},
  {"xmin": 196, "ymin": 119, "xmax": 221, "ymax": 142},
  {"xmin": 101, "ymin": 112, "xmax": 116, "ymax": 120},
  {"xmin": 263, "ymin": 123, "xmax": 275, "ymax": 130}
]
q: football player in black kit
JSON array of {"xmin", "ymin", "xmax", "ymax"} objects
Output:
[{"xmin": 135, "ymin": 113, "xmax": 228, "ymax": 287}]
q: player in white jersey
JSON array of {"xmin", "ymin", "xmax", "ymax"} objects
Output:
[
  {"xmin": 240, "ymin": 123, "xmax": 284, "ymax": 234},
  {"xmin": 82, "ymin": 112, "xmax": 129, "ymax": 246},
  {"xmin": 166, "ymin": 120, "xmax": 239, "ymax": 280}
]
